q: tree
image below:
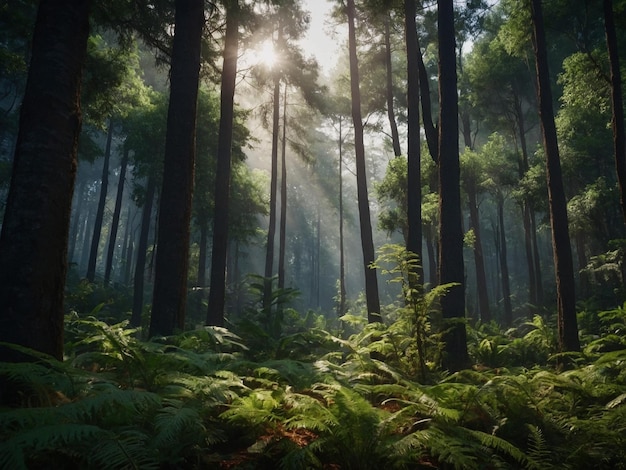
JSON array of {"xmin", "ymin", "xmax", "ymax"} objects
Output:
[
  {"xmin": 0, "ymin": 0, "xmax": 91, "ymax": 361},
  {"xmin": 207, "ymin": 0, "xmax": 240, "ymax": 327},
  {"xmin": 437, "ymin": 0, "xmax": 469, "ymax": 371},
  {"xmin": 603, "ymin": 0, "xmax": 626, "ymax": 227},
  {"xmin": 150, "ymin": 0, "xmax": 204, "ymax": 337},
  {"xmin": 529, "ymin": 0, "xmax": 580, "ymax": 352},
  {"xmin": 405, "ymin": 0, "xmax": 423, "ymax": 285},
  {"xmin": 346, "ymin": 0, "xmax": 381, "ymax": 322}
]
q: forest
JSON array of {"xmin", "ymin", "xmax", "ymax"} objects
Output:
[{"xmin": 1, "ymin": 0, "xmax": 626, "ymax": 468}]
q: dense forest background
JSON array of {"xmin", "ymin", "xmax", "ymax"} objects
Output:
[{"xmin": 1, "ymin": 0, "xmax": 626, "ymax": 468}]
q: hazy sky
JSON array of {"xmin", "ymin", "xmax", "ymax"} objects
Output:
[{"xmin": 299, "ymin": 0, "xmax": 343, "ymax": 73}]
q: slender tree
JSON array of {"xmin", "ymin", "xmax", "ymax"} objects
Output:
[
  {"xmin": 86, "ymin": 120, "xmax": 114, "ymax": 282},
  {"xmin": 529, "ymin": 0, "xmax": 580, "ymax": 352},
  {"xmin": 405, "ymin": 0, "xmax": 423, "ymax": 284},
  {"xmin": 207, "ymin": 0, "xmax": 240, "ymax": 327},
  {"xmin": 278, "ymin": 85, "xmax": 288, "ymax": 289},
  {"xmin": 0, "ymin": 0, "xmax": 91, "ymax": 361},
  {"xmin": 603, "ymin": 0, "xmax": 626, "ymax": 227},
  {"xmin": 346, "ymin": 0, "xmax": 381, "ymax": 322},
  {"xmin": 104, "ymin": 145, "xmax": 129, "ymax": 284},
  {"xmin": 150, "ymin": 0, "xmax": 204, "ymax": 337},
  {"xmin": 438, "ymin": 0, "xmax": 469, "ymax": 371}
]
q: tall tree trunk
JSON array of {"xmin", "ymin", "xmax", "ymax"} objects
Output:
[
  {"xmin": 0, "ymin": 0, "xmax": 90, "ymax": 361},
  {"xmin": 346, "ymin": 0, "xmax": 381, "ymax": 322},
  {"xmin": 104, "ymin": 145, "xmax": 129, "ymax": 284},
  {"xmin": 467, "ymin": 187, "xmax": 490, "ymax": 322},
  {"xmin": 207, "ymin": 0, "xmax": 239, "ymax": 326},
  {"xmin": 263, "ymin": 74, "xmax": 281, "ymax": 311},
  {"xmin": 497, "ymin": 194, "xmax": 513, "ymax": 327},
  {"xmin": 150, "ymin": 0, "xmax": 203, "ymax": 337},
  {"xmin": 405, "ymin": 0, "xmax": 423, "ymax": 285},
  {"xmin": 416, "ymin": 34, "xmax": 438, "ymax": 162},
  {"xmin": 425, "ymin": 224, "xmax": 437, "ymax": 286},
  {"xmin": 603, "ymin": 0, "xmax": 626, "ymax": 226},
  {"xmin": 530, "ymin": 209, "xmax": 544, "ymax": 303},
  {"xmin": 198, "ymin": 220, "xmax": 208, "ymax": 287},
  {"xmin": 278, "ymin": 85, "xmax": 288, "ymax": 290},
  {"xmin": 338, "ymin": 118, "xmax": 347, "ymax": 318},
  {"xmin": 80, "ymin": 208, "xmax": 94, "ymax": 273},
  {"xmin": 131, "ymin": 177, "xmax": 155, "ymax": 327},
  {"xmin": 530, "ymin": 0, "xmax": 580, "ymax": 352},
  {"xmin": 437, "ymin": 0, "xmax": 469, "ymax": 371},
  {"xmin": 122, "ymin": 205, "xmax": 134, "ymax": 285},
  {"xmin": 86, "ymin": 120, "xmax": 114, "ymax": 282},
  {"xmin": 384, "ymin": 14, "xmax": 401, "ymax": 157}
]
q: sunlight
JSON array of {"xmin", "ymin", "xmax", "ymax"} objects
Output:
[{"xmin": 258, "ymin": 39, "xmax": 278, "ymax": 69}]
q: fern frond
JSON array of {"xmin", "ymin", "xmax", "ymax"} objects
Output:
[
  {"xmin": 153, "ymin": 400, "xmax": 205, "ymax": 450},
  {"xmin": 469, "ymin": 428, "xmax": 540, "ymax": 469},
  {"xmin": 91, "ymin": 429, "xmax": 159, "ymax": 470}
]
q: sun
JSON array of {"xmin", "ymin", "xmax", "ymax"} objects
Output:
[{"xmin": 258, "ymin": 39, "xmax": 278, "ymax": 69}]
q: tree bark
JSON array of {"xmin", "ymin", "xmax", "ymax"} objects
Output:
[
  {"xmin": 530, "ymin": 0, "xmax": 580, "ymax": 352},
  {"xmin": 207, "ymin": 0, "xmax": 239, "ymax": 326},
  {"xmin": 338, "ymin": 118, "xmax": 347, "ymax": 318},
  {"xmin": 405, "ymin": 0, "xmax": 423, "ymax": 285},
  {"xmin": 603, "ymin": 0, "xmax": 626, "ymax": 227},
  {"xmin": 437, "ymin": 0, "xmax": 469, "ymax": 371},
  {"xmin": 104, "ymin": 145, "xmax": 129, "ymax": 284},
  {"xmin": 384, "ymin": 14, "xmax": 401, "ymax": 157},
  {"xmin": 150, "ymin": 0, "xmax": 203, "ymax": 337},
  {"xmin": 86, "ymin": 120, "xmax": 114, "ymax": 282},
  {"xmin": 416, "ymin": 34, "xmax": 438, "ymax": 162},
  {"xmin": 0, "ymin": 0, "xmax": 90, "ymax": 361},
  {"xmin": 347, "ymin": 0, "xmax": 381, "ymax": 322}
]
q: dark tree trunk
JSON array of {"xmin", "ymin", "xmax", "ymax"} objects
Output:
[
  {"xmin": 530, "ymin": 0, "xmax": 580, "ymax": 352},
  {"xmin": 405, "ymin": 0, "xmax": 423, "ymax": 286},
  {"xmin": 104, "ymin": 145, "xmax": 129, "ymax": 284},
  {"xmin": 278, "ymin": 85, "xmax": 288, "ymax": 290},
  {"xmin": 467, "ymin": 187, "xmax": 490, "ymax": 322},
  {"xmin": 437, "ymin": 0, "xmax": 469, "ymax": 371},
  {"xmin": 425, "ymin": 224, "xmax": 437, "ymax": 286},
  {"xmin": 384, "ymin": 15, "xmax": 401, "ymax": 157},
  {"xmin": 416, "ymin": 34, "xmax": 438, "ymax": 162},
  {"xmin": 497, "ymin": 195, "xmax": 513, "ymax": 327},
  {"xmin": 207, "ymin": 0, "xmax": 239, "ymax": 326},
  {"xmin": 347, "ymin": 0, "xmax": 381, "ymax": 322},
  {"xmin": 263, "ymin": 75, "xmax": 281, "ymax": 311},
  {"xmin": 131, "ymin": 177, "xmax": 155, "ymax": 327},
  {"xmin": 603, "ymin": 0, "xmax": 626, "ymax": 226},
  {"xmin": 530, "ymin": 209, "xmax": 544, "ymax": 303},
  {"xmin": 86, "ymin": 121, "xmax": 114, "ymax": 282},
  {"xmin": 150, "ymin": 0, "xmax": 203, "ymax": 337},
  {"xmin": 0, "ymin": 0, "xmax": 90, "ymax": 361}
]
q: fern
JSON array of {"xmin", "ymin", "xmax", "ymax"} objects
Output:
[{"xmin": 91, "ymin": 429, "xmax": 159, "ymax": 470}]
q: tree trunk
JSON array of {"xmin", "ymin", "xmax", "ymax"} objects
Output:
[
  {"xmin": 530, "ymin": 0, "xmax": 580, "ymax": 352},
  {"xmin": 405, "ymin": 0, "xmax": 423, "ymax": 286},
  {"xmin": 198, "ymin": 220, "xmax": 208, "ymax": 287},
  {"xmin": 603, "ymin": 0, "xmax": 626, "ymax": 227},
  {"xmin": 278, "ymin": 85, "xmax": 288, "ymax": 290},
  {"xmin": 207, "ymin": 0, "xmax": 239, "ymax": 327},
  {"xmin": 122, "ymin": 205, "xmax": 134, "ymax": 285},
  {"xmin": 437, "ymin": 0, "xmax": 469, "ymax": 371},
  {"xmin": 347, "ymin": 0, "xmax": 381, "ymax": 322},
  {"xmin": 416, "ymin": 34, "xmax": 438, "ymax": 162},
  {"xmin": 384, "ymin": 14, "xmax": 401, "ymax": 157},
  {"xmin": 150, "ymin": 0, "xmax": 203, "ymax": 337},
  {"xmin": 497, "ymin": 195, "xmax": 513, "ymax": 327},
  {"xmin": 131, "ymin": 177, "xmax": 155, "ymax": 327},
  {"xmin": 86, "ymin": 120, "xmax": 114, "ymax": 282},
  {"xmin": 338, "ymin": 118, "xmax": 347, "ymax": 318},
  {"xmin": 467, "ymin": 187, "xmax": 490, "ymax": 322},
  {"xmin": 263, "ymin": 74, "xmax": 281, "ymax": 311},
  {"xmin": 0, "ymin": 0, "xmax": 90, "ymax": 361},
  {"xmin": 104, "ymin": 145, "xmax": 129, "ymax": 284}
]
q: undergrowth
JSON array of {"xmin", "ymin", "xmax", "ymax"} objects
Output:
[{"xmin": 1, "ymin": 260, "xmax": 626, "ymax": 468}]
